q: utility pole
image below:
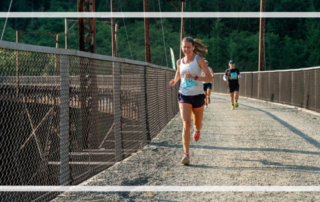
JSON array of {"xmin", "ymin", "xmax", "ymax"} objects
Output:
[
  {"xmin": 111, "ymin": 0, "xmax": 117, "ymax": 57},
  {"xmin": 78, "ymin": 0, "xmax": 96, "ymax": 53},
  {"xmin": 107, "ymin": 0, "xmax": 185, "ymax": 62},
  {"xmin": 180, "ymin": 0, "xmax": 186, "ymax": 59},
  {"xmin": 258, "ymin": 0, "xmax": 266, "ymax": 71},
  {"xmin": 55, "ymin": 34, "xmax": 59, "ymax": 74},
  {"xmin": 115, "ymin": 23, "xmax": 118, "ymax": 57},
  {"xmin": 144, "ymin": 0, "xmax": 151, "ymax": 63},
  {"xmin": 78, "ymin": 0, "xmax": 98, "ymax": 150}
]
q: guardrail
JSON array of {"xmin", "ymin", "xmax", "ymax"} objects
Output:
[{"xmin": 213, "ymin": 67, "xmax": 320, "ymax": 113}]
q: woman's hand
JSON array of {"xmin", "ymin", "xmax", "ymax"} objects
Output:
[
  {"xmin": 169, "ymin": 79, "xmax": 175, "ymax": 87},
  {"xmin": 184, "ymin": 71, "xmax": 194, "ymax": 80}
]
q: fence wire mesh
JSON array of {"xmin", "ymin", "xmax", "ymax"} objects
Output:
[
  {"xmin": 213, "ymin": 68, "xmax": 320, "ymax": 113},
  {"xmin": 0, "ymin": 42, "xmax": 179, "ymax": 202}
]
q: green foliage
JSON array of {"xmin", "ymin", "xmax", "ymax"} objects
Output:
[{"xmin": 0, "ymin": 0, "xmax": 320, "ymax": 73}]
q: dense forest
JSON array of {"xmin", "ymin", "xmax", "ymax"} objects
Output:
[{"xmin": 1, "ymin": 0, "xmax": 320, "ymax": 72}]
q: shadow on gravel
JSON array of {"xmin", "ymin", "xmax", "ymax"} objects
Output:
[
  {"xmin": 98, "ymin": 177, "xmax": 150, "ymax": 200},
  {"xmin": 240, "ymin": 103, "xmax": 320, "ymax": 150},
  {"xmin": 215, "ymin": 96, "xmax": 320, "ymax": 150},
  {"xmin": 238, "ymin": 159, "xmax": 320, "ymax": 172},
  {"xmin": 149, "ymin": 142, "xmax": 320, "ymax": 156},
  {"xmin": 179, "ymin": 160, "xmax": 320, "ymax": 172},
  {"xmin": 186, "ymin": 160, "xmax": 320, "ymax": 172}
]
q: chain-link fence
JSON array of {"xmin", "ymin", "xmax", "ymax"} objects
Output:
[
  {"xmin": 213, "ymin": 68, "xmax": 320, "ymax": 113},
  {"xmin": 0, "ymin": 41, "xmax": 179, "ymax": 201}
]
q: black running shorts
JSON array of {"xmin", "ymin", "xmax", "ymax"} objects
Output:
[
  {"xmin": 228, "ymin": 84, "xmax": 239, "ymax": 93},
  {"xmin": 203, "ymin": 83, "xmax": 212, "ymax": 91},
  {"xmin": 178, "ymin": 93, "xmax": 205, "ymax": 109}
]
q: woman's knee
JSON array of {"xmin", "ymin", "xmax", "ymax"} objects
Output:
[{"xmin": 182, "ymin": 120, "xmax": 192, "ymax": 130}]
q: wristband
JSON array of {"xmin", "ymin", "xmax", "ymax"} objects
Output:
[{"xmin": 194, "ymin": 76, "xmax": 198, "ymax": 80}]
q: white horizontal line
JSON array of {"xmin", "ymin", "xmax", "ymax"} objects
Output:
[
  {"xmin": 1, "ymin": 186, "xmax": 320, "ymax": 192},
  {"xmin": 1, "ymin": 12, "xmax": 320, "ymax": 18}
]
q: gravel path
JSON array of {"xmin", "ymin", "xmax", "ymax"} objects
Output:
[{"xmin": 52, "ymin": 94, "xmax": 320, "ymax": 202}]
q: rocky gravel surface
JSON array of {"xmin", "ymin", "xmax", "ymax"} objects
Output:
[{"xmin": 52, "ymin": 94, "xmax": 320, "ymax": 202}]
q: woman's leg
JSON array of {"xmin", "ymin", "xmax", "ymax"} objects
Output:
[
  {"xmin": 207, "ymin": 88, "xmax": 211, "ymax": 104},
  {"xmin": 192, "ymin": 106, "xmax": 204, "ymax": 132},
  {"xmin": 179, "ymin": 103, "xmax": 192, "ymax": 154},
  {"xmin": 204, "ymin": 91, "xmax": 208, "ymax": 105}
]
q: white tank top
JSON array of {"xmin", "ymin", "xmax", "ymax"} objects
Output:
[
  {"xmin": 179, "ymin": 55, "xmax": 204, "ymax": 96},
  {"xmin": 202, "ymin": 67, "xmax": 212, "ymax": 84}
]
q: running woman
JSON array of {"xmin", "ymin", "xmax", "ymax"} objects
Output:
[
  {"xmin": 169, "ymin": 37, "xmax": 212, "ymax": 165},
  {"xmin": 202, "ymin": 60, "xmax": 214, "ymax": 108},
  {"xmin": 223, "ymin": 60, "xmax": 242, "ymax": 110}
]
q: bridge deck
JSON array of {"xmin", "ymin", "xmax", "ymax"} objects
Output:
[{"xmin": 52, "ymin": 93, "xmax": 320, "ymax": 201}]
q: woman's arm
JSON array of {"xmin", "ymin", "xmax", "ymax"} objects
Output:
[
  {"xmin": 169, "ymin": 59, "xmax": 181, "ymax": 87},
  {"xmin": 210, "ymin": 67, "xmax": 214, "ymax": 78},
  {"xmin": 190, "ymin": 57, "xmax": 212, "ymax": 82}
]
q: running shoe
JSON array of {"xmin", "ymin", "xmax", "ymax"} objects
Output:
[
  {"xmin": 181, "ymin": 153, "xmax": 190, "ymax": 165},
  {"xmin": 193, "ymin": 131, "xmax": 201, "ymax": 142},
  {"xmin": 231, "ymin": 105, "xmax": 235, "ymax": 110},
  {"xmin": 235, "ymin": 101, "xmax": 239, "ymax": 108},
  {"xmin": 205, "ymin": 103, "xmax": 208, "ymax": 108}
]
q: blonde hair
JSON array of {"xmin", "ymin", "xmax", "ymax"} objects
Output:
[{"xmin": 182, "ymin": 37, "xmax": 208, "ymax": 57}]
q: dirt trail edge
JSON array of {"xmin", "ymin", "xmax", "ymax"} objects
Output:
[{"xmin": 52, "ymin": 94, "xmax": 320, "ymax": 202}]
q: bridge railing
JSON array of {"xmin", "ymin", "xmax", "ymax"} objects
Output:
[
  {"xmin": 213, "ymin": 68, "xmax": 320, "ymax": 113},
  {"xmin": 0, "ymin": 41, "xmax": 179, "ymax": 202}
]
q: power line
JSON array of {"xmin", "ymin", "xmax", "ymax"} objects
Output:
[
  {"xmin": 121, "ymin": 7, "xmax": 133, "ymax": 60},
  {"xmin": 158, "ymin": 0, "xmax": 168, "ymax": 67},
  {"xmin": 1, "ymin": 0, "xmax": 14, "ymax": 41}
]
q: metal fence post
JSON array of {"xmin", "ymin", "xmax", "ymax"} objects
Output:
[
  {"xmin": 303, "ymin": 70, "xmax": 307, "ymax": 108},
  {"xmin": 244, "ymin": 73, "xmax": 247, "ymax": 97},
  {"xmin": 219, "ymin": 76, "xmax": 223, "ymax": 93},
  {"xmin": 315, "ymin": 69, "xmax": 317, "ymax": 112},
  {"xmin": 251, "ymin": 72, "xmax": 253, "ymax": 98},
  {"xmin": 139, "ymin": 66, "xmax": 148, "ymax": 146},
  {"xmin": 291, "ymin": 71, "xmax": 294, "ymax": 105},
  {"xmin": 113, "ymin": 61, "xmax": 122, "ymax": 162},
  {"xmin": 60, "ymin": 55, "xmax": 69, "ymax": 185},
  {"xmin": 257, "ymin": 72, "xmax": 260, "ymax": 99},
  {"xmin": 268, "ymin": 72, "xmax": 270, "ymax": 101},
  {"xmin": 279, "ymin": 72, "xmax": 281, "ymax": 103}
]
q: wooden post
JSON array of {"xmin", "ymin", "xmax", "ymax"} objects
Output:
[
  {"xmin": 78, "ymin": 0, "xmax": 85, "ymax": 51},
  {"xmin": 115, "ymin": 22, "xmax": 118, "ymax": 57},
  {"xmin": 111, "ymin": 0, "xmax": 116, "ymax": 57},
  {"xmin": 144, "ymin": 0, "xmax": 151, "ymax": 63},
  {"xmin": 258, "ymin": 0, "xmax": 266, "ymax": 71},
  {"xmin": 54, "ymin": 34, "xmax": 59, "ymax": 75},
  {"xmin": 65, "ymin": 19, "xmax": 68, "ymax": 49}
]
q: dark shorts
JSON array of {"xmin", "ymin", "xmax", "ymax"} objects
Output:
[
  {"xmin": 178, "ymin": 93, "xmax": 205, "ymax": 109},
  {"xmin": 228, "ymin": 84, "xmax": 240, "ymax": 93},
  {"xmin": 203, "ymin": 83, "xmax": 212, "ymax": 91}
]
